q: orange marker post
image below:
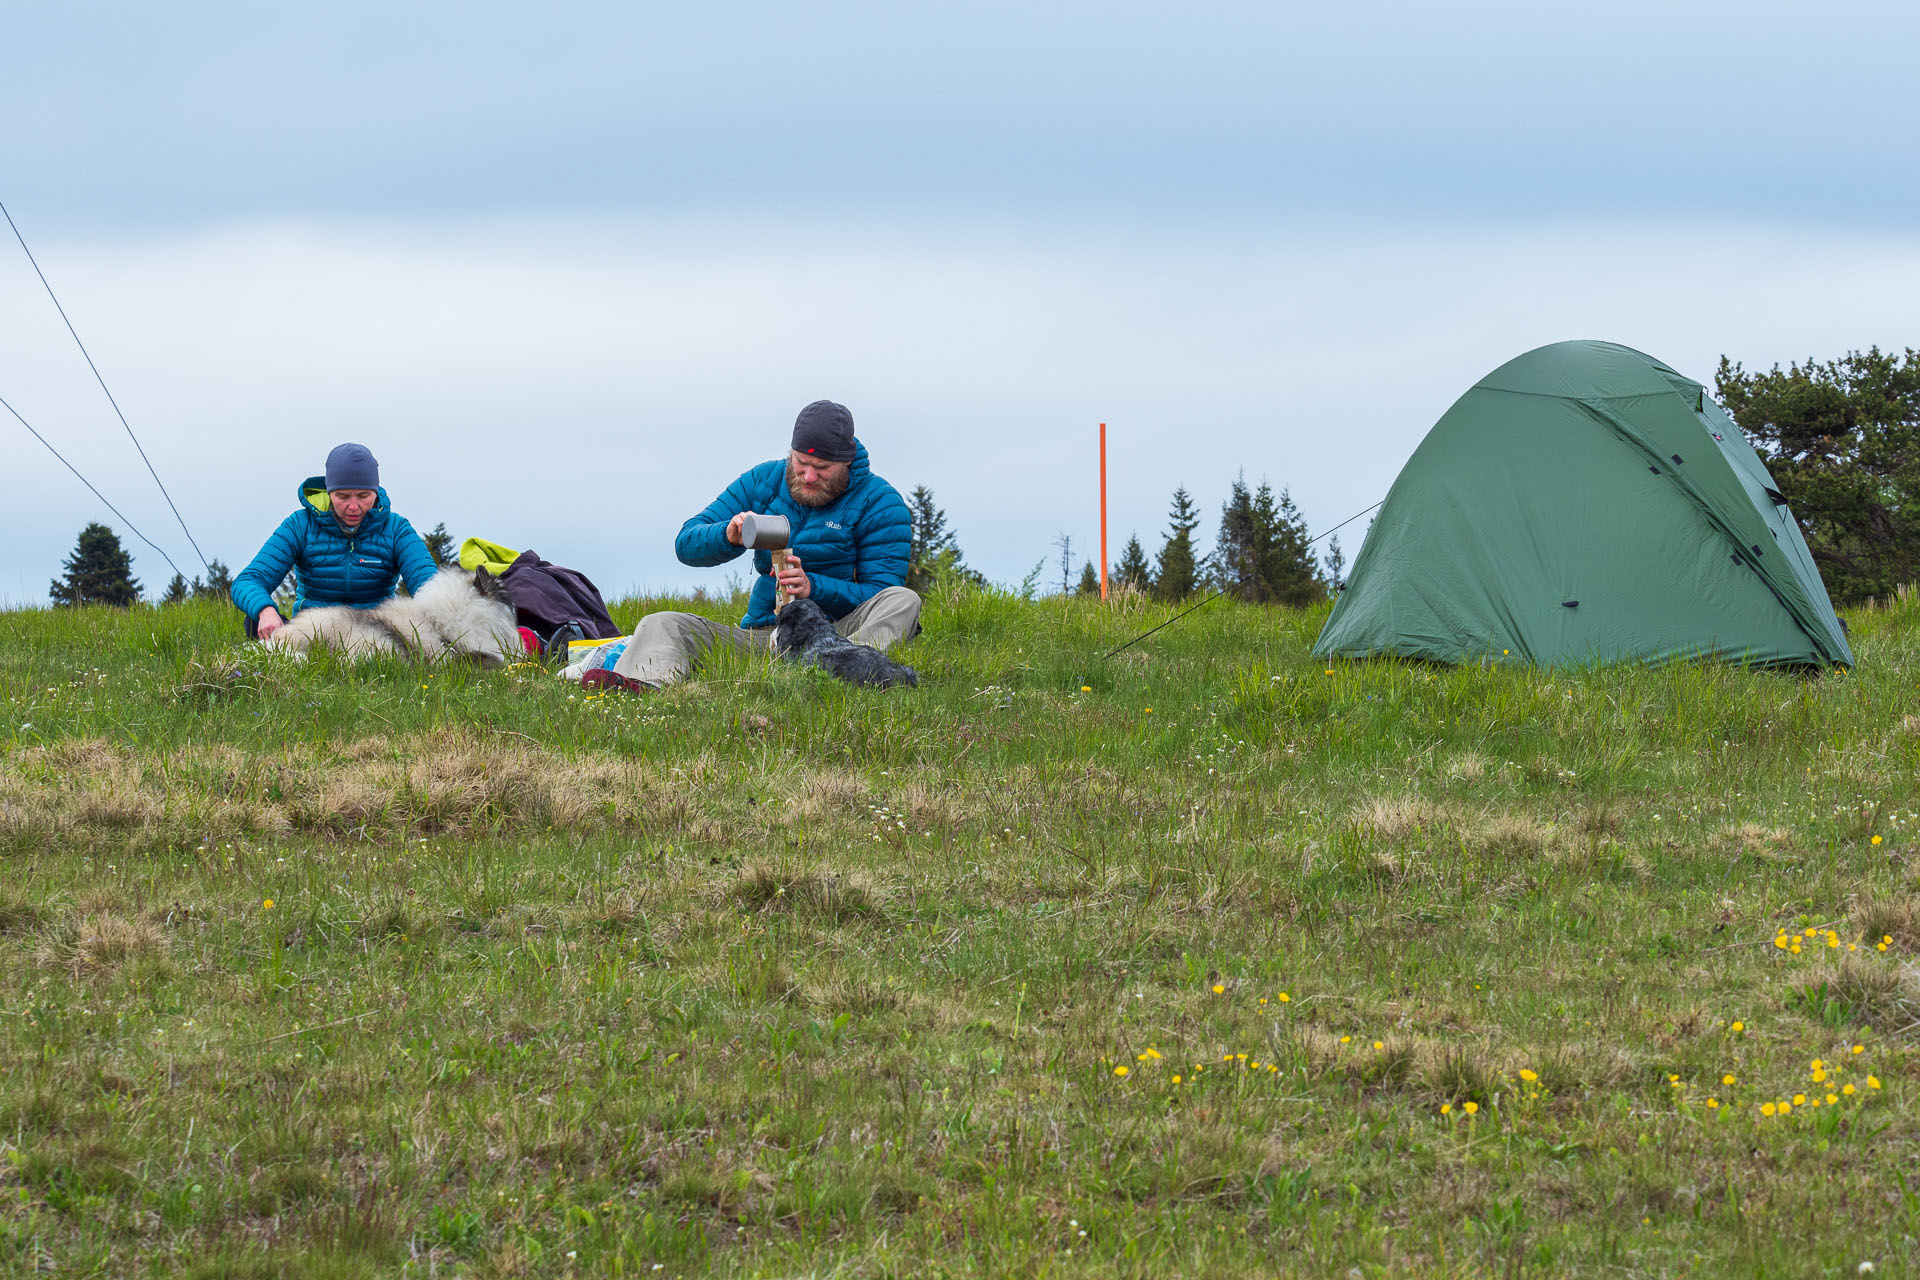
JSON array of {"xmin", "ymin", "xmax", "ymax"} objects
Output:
[{"xmin": 1098, "ymin": 423, "xmax": 1109, "ymax": 600}]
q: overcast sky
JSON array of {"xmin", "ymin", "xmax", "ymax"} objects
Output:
[{"xmin": 5, "ymin": 1, "xmax": 1918, "ymax": 605}]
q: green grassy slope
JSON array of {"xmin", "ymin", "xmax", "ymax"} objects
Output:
[{"xmin": 1, "ymin": 585, "xmax": 1917, "ymax": 1277}]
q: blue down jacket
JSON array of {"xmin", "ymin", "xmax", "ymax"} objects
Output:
[
  {"xmin": 231, "ymin": 478, "xmax": 439, "ymax": 625},
  {"xmin": 676, "ymin": 441, "xmax": 910, "ymax": 628}
]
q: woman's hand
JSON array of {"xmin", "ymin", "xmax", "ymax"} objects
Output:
[
  {"xmin": 256, "ymin": 606, "xmax": 284, "ymax": 640},
  {"xmin": 776, "ymin": 553, "xmax": 812, "ymax": 600}
]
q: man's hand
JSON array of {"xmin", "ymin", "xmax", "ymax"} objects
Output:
[
  {"xmin": 726, "ymin": 512, "xmax": 747, "ymax": 547},
  {"xmin": 776, "ymin": 553, "xmax": 812, "ymax": 601},
  {"xmin": 256, "ymin": 606, "xmax": 284, "ymax": 640}
]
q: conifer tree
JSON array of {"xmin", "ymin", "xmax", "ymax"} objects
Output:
[
  {"xmin": 1254, "ymin": 482, "xmax": 1323, "ymax": 607},
  {"xmin": 1323, "ymin": 534, "xmax": 1346, "ymax": 593},
  {"xmin": 162, "ymin": 573, "xmax": 190, "ymax": 604},
  {"xmin": 1113, "ymin": 534, "xmax": 1152, "ymax": 593},
  {"xmin": 49, "ymin": 522, "xmax": 141, "ymax": 607},
  {"xmin": 1152, "ymin": 487, "xmax": 1201, "ymax": 601},
  {"xmin": 194, "ymin": 559, "xmax": 232, "ymax": 601},
  {"xmin": 1075, "ymin": 560, "xmax": 1100, "ymax": 596},
  {"xmin": 422, "ymin": 523, "xmax": 456, "ymax": 568},
  {"xmin": 906, "ymin": 486, "xmax": 981, "ymax": 590},
  {"xmin": 1209, "ymin": 476, "xmax": 1323, "ymax": 606}
]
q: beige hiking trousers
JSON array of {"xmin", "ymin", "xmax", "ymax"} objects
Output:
[{"xmin": 610, "ymin": 586, "xmax": 922, "ymax": 688}]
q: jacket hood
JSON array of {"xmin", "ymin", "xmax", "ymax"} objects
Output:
[{"xmin": 299, "ymin": 476, "xmax": 391, "ymax": 536}]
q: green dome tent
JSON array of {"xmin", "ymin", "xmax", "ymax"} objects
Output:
[{"xmin": 1313, "ymin": 340, "xmax": 1852, "ymax": 669}]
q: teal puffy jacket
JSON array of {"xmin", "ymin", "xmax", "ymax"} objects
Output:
[
  {"xmin": 231, "ymin": 478, "xmax": 438, "ymax": 626},
  {"xmin": 677, "ymin": 441, "xmax": 911, "ymax": 629}
]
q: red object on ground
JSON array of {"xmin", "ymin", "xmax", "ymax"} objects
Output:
[{"xmin": 518, "ymin": 627, "xmax": 540, "ymax": 654}]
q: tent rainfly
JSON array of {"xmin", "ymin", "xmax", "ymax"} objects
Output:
[{"xmin": 1313, "ymin": 340, "xmax": 1853, "ymax": 669}]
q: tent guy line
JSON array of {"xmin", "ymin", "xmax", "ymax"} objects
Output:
[
  {"xmin": 2, "ymin": 201, "xmax": 211, "ymax": 578},
  {"xmin": 0, "ymin": 392, "xmax": 190, "ymax": 582},
  {"xmin": 1103, "ymin": 499, "xmax": 1383, "ymax": 660}
]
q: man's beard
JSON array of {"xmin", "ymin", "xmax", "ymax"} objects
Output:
[{"xmin": 787, "ymin": 461, "xmax": 850, "ymax": 508}]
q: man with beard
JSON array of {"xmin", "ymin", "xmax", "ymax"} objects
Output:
[{"xmin": 587, "ymin": 400, "xmax": 918, "ymax": 690}]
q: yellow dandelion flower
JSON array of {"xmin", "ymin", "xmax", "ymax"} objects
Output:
[
  {"xmin": 1278, "ymin": 992, "xmax": 1290, "ymax": 1003},
  {"xmin": 1145, "ymin": 1047, "xmax": 1161, "ymax": 1060},
  {"xmin": 1373, "ymin": 1040, "xmax": 1385, "ymax": 1051},
  {"xmin": 1259, "ymin": 997, "xmax": 1267, "ymax": 1006},
  {"xmin": 1852, "ymin": 1044, "xmax": 1865, "ymax": 1055},
  {"xmin": 262, "ymin": 898, "xmax": 274, "ymax": 910},
  {"xmin": 1885, "ymin": 935, "xmax": 1895, "ymax": 945},
  {"xmin": 1722, "ymin": 1074, "xmax": 1737, "ymax": 1085},
  {"xmin": 1826, "ymin": 1093, "xmax": 1839, "ymax": 1105},
  {"xmin": 1843, "ymin": 1083, "xmax": 1857, "ymax": 1096},
  {"xmin": 1790, "ymin": 943, "xmax": 1802, "ymax": 954},
  {"xmin": 1668, "ymin": 1073, "xmax": 1680, "ymax": 1083},
  {"xmin": 1873, "ymin": 835, "xmax": 1883, "ymax": 845},
  {"xmin": 1760, "ymin": 1102, "xmax": 1776, "ymax": 1116},
  {"xmin": 1325, "ymin": 669, "xmax": 1335, "ymax": 676},
  {"xmin": 1849, "ymin": 943, "xmax": 1858, "ymax": 952},
  {"xmin": 1869, "ymin": 1075, "xmax": 1882, "ymax": 1089},
  {"xmin": 1114, "ymin": 1065, "xmax": 1129, "ymax": 1077},
  {"xmin": 1812, "ymin": 1069, "xmax": 1827, "ymax": 1083},
  {"xmin": 1792, "ymin": 1094, "xmax": 1806, "ymax": 1106},
  {"xmin": 1340, "ymin": 1035, "xmax": 1351, "ymax": 1044},
  {"xmin": 1223, "ymin": 1054, "xmax": 1233, "ymax": 1062},
  {"xmin": 1730, "ymin": 1021, "xmax": 1745, "ymax": 1032},
  {"xmin": 1462, "ymin": 1101, "xmax": 1478, "ymax": 1115},
  {"xmin": 1171, "ymin": 1074, "xmax": 1182, "ymax": 1084},
  {"xmin": 1440, "ymin": 1103, "xmax": 1452, "ymax": 1115},
  {"xmin": 1081, "ymin": 685, "xmax": 1092, "ymax": 693},
  {"xmin": 1236, "ymin": 1053, "xmax": 1247, "ymax": 1062},
  {"xmin": 1144, "ymin": 707, "xmax": 1153, "ymax": 715},
  {"xmin": 1267, "ymin": 1064, "xmax": 1278, "ymax": 1073},
  {"xmin": 1137, "ymin": 1052, "xmax": 1150, "ymax": 1062},
  {"xmin": 1706, "ymin": 1098, "xmax": 1719, "ymax": 1109},
  {"xmin": 1212, "ymin": 983, "xmax": 1225, "ymax": 995},
  {"xmin": 1773, "ymin": 936, "xmax": 1790, "ymax": 950},
  {"xmin": 1805, "ymin": 927, "xmax": 1818, "ymax": 937},
  {"xmin": 1879, "ymin": 942, "xmax": 1890, "ymax": 952},
  {"xmin": 1518, "ymin": 1069, "xmax": 1538, "ymax": 1082},
  {"xmin": 1777, "ymin": 1101, "xmax": 1791, "ymax": 1114},
  {"xmin": 1828, "ymin": 935, "xmax": 1841, "ymax": 948}
]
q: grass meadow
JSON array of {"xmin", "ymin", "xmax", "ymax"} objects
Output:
[{"xmin": 2, "ymin": 582, "xmax": 1919, "ymax": 1277}]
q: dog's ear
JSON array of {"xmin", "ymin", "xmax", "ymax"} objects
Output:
[{"xmin": 471, "ymin": 567, "xmax": 508, "ymax": 599}]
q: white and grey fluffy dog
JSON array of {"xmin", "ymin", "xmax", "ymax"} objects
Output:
[{"xmin": 266, "ymin": 568, "xmax": 522, "ymax": 665}]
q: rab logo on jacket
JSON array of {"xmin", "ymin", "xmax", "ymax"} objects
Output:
[{"xmin": 826, "ymin": 521, "xmax": 844, "ymax": 530}]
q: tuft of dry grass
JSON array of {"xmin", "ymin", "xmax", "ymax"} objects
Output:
[
  {"xmin": 34, "ymin": 911, "xmax": 168, "ymax": 976},
  {"xmin": 734, "ymin": 863, "xmax": 880, "ymax": 921},
  {"xmin": 1350, "ymin": 795, "xmax": 1447, "ymax": 843},
  {"xmin": 1853, "ymin": 894, "xmax": 1920, "ymax": 950},
  {"xmin": 1476, "ymin": 813, "xmax": 1553, "ymax": 859}
]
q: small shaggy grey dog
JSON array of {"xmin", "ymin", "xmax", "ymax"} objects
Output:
[
  {"xmin": 772, "ymin": 598, "xmax": 919, "ymax": 689},
  {"xmin": 266, "ymin": 568, "xmax": 523, "ymax": 665}
]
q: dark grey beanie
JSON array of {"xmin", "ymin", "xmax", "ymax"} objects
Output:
[
  {"xmin": 325, "ymin": 443, "xmax": 380, "ymax": 491},
  {"xmin": 791, "ymin": 401, "xmax": 856, "ymax": 463}
]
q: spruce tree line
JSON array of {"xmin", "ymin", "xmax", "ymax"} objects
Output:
[
  {"xmin": 1081, "ymin": 479, "xmax": 1332, "ymax": 604},
  {"xmin": 907, "ymin": 479, "xmax": 1335, "ymax": 607}
]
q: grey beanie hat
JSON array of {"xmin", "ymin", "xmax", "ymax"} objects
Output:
[
  {"xmin": 325, "ymin": 443, "xmax": 380, "ymax": 491},
  {"xmin": 791, "ymin": 401, "xmax": 856, "ymax": 463}
]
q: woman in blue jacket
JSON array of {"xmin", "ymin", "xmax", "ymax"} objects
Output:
[{"xmin": 231, "ymin": 443, "xmax": 438, "ymax": 639}]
